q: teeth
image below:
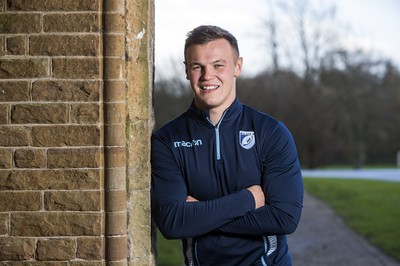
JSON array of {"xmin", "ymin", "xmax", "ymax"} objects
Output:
[{"xmin": 202, "ymin": 86, "xmax": 218, "ymax": 90}]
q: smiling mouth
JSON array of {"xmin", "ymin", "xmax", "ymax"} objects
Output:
[{"xmin": 201, "ymin": 85, "xmax": 219, "ymax": 91}]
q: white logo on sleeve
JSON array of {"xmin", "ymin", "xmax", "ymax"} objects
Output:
[{"xmin": 239, "ymin": 131, "xmax": 255, "ymax": 149}]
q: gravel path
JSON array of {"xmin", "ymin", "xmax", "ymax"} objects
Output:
[{"xmin": 288, "ymin": 192, "xmax": 399, "ymax": 266}]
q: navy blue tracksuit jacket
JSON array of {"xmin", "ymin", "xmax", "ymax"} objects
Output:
[{"xmin": 151, "ymin": 99, "xmax": 303, "ymax": 265}]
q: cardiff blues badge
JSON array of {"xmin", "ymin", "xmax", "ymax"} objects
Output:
[{"xmin": 239, "ymin": 131, "xmax": 255, "ymax": 149}]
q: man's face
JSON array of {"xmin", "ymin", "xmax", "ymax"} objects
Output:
[{"xmin": 185, "ymin": 38, "xmax": 242, "ymax": 112}]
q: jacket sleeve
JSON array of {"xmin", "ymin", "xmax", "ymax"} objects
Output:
[
  {"xmin": 151, "ymin": 132, "xmax": 255, "ymax": 239},
  {"xmin": 216, "ymin": 122, "xmax": 304, "ymax": 236}
]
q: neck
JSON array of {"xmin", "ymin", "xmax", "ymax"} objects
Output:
[
  {"xmin": 209, "ymin": 109, "xmax": 224, "ymax": 125},
  {"xmin": 194, "ymin": 98, "xmax": 236, "ymax": 125}
]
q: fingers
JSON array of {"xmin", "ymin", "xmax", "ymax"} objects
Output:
[
  {"xmin": 246, "ymin": 185, "xmax": 265, "ymax": 209},
  {"xmin": 186, "ymin": 195, "xmax": 198, "ymax": 202}
]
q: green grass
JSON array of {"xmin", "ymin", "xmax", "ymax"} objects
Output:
[
  {"xmin": 157, "ymin": 230, "xmax": 183, "ymax": 266},
  {"xmin": 304, "ymin": 178, "xmax": 400, "ymax": 262}
]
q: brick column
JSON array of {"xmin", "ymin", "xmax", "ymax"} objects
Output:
[
  {"xmin": 125, "ymin": 0, "xmax": 156, "ymax": 265},
  {"xmin": 103, "ymin": 0, "xmax": 128, "ymax": 264},
  {"xmin": 104, "ymin": 0, "xmax": 155, "ymax": 264}
]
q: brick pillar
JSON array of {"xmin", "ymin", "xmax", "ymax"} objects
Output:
[
  {"xmin": 103, "ymin": 0, "xmax": 128, "ymax": 264},
  {"xmin": 125, "ymin": 0, "xmax": 156, "ymax": 265}
]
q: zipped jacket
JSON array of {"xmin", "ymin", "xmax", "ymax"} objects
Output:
[{"xmin": 151, "ymin": 99, "xmax": 303, "ymax": 265}]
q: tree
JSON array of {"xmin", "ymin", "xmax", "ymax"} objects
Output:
[{"xmin": 153, "ymin": 58, "xmax": 193, "ymax": 130}]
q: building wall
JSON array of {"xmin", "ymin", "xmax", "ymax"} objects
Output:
[{"xmin": 0, "ymin": 0, "xmax": 154, "ymax": 264}]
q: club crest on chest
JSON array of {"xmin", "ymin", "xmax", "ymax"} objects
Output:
[{"xmin": 239, "ymin": 131, "xmax": 255, "ymax": 149}]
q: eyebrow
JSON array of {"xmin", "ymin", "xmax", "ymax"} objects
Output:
[
  {"xmin": 212, "ymin": 59, "xmax": 227, "ymax": 64},
  {"xmin": 189, "ymin": 59, "xmax": 227, "ymax": 66}
]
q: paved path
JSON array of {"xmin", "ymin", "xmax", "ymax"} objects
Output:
[
  {"xmin": 288, "ymin": 192, "xmax": 399, "ymax": 266},
  {"xmin": 301, "ymin": 169, "xmax": 400, "ymax": 182}
]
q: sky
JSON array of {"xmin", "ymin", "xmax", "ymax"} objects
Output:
[{"xmin": 154, "ymin": 0, "xmax": 400, "ymax": 78}]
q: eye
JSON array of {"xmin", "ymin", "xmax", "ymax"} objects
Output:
[
  {"xmin": 214, "ymin": 64, "xmax": 224, "ymax": 69},
  {"xmin": 191, "ymin": 65, "xmax": 201, "ymax": 71}
]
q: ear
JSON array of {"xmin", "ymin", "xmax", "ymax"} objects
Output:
[{"xmin": 234, "ymin": 57, "xmax": 243, "ymax": 77}]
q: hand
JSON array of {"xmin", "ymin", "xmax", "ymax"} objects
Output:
[
  {"xmin": 246, "ymin": 185, "xmax": 265, "ymax": 209},
  {"xmin": 186, "ymin": 195, "xmax": 198, "ymax": 202}
]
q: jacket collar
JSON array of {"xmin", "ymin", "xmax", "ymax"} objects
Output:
[{"xmin": 188, "ymin": 98, "xmax": 242, "ymax": 126}]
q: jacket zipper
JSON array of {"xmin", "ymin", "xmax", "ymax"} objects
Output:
[{"xmin": 207, "ymin": 110, "xmax": 228, "ymax": 161}]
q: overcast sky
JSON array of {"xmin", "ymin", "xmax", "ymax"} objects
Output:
[{"xmin": 154, "ymin": 0, "xmax": 400, "ymax": 78}]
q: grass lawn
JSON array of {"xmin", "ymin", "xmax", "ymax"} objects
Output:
[
  {"xmin": 303, "ymin": 178, "xmax": 400, "ymax": 262},
  {"xmin": 157, "ymin": 230, "xmax": 183, "ymax": 266}
]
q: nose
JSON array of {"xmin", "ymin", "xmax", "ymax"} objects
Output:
[{"xmin": 201, "ymin": 66, "xmax": 214, "ymax": 80}]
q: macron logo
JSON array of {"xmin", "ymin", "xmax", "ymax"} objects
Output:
[{"xmin": 174, "ymin": 139, "xmax": 203, "ymax": 148}]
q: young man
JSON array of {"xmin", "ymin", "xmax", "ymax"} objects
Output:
[{"xmin": 151, "ymin": 25, "xmax": 303, "ymax": 265}]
